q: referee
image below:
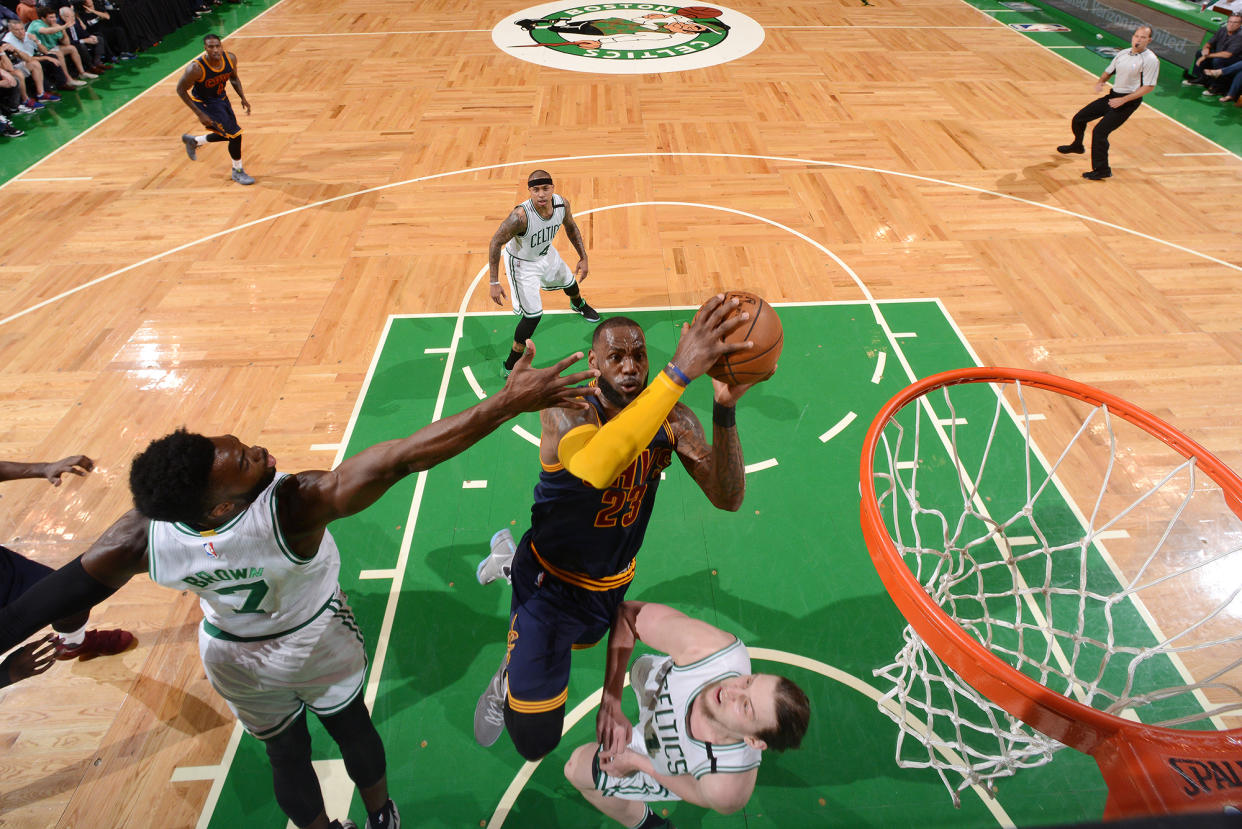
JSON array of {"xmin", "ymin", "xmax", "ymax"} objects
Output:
[{"xmin": 1057, "ymin": 25, "xmax": 1159, "ymax": 180}]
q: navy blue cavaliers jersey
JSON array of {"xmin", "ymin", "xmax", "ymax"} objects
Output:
[
  {"xmin": 190, "ymin": 53, "xmax": 235, "ymax": 101},
  {"xmin": 529, "ymin": 398, "xmax": 676, "ymax": 583}
]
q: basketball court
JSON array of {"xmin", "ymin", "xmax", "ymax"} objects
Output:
[{"xmin": 0, "ymin": 0, "xmax": 1240, "ymax": 827}]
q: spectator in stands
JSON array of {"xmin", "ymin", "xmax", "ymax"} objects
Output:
[
  {"xmin": 3, "ymin": 18, "xmax": 68, "ymax": 99},
  {"xmin": 15, "ymin": 0, "xmax": 39, "ymax": 24},
  {"xmin": 1203, "ymin": 60, "xmax": 1242, "ymax": 102},
  {"xmin": 78, "ymin": 0, "xmax": 134, "ymax": 60},
  {"xmin": 27, "ymin": 4, "xmax": 96, "ymax": 82},
  {"xmin": 1182, "ymin": 13, "xmax": 1242, "ymax": 93},
  {"xmin": 0, "ymin": 53, "xmax": 30, "ymax": 134},
  {"xmin": 0, "ymin": 48, "xmax": 37, "ymax": 115},
  {"xmin": 1, "ymin": 39, "xmax": 46, "ymax": 108},
  {"xmin": 59, "ymin": 5, "xmax": 109, "ymax": 73}
]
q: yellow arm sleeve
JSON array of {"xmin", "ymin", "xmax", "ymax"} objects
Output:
[{"xmin": 559, "ymin": 372, "xmax": 685, "ymax": 489}]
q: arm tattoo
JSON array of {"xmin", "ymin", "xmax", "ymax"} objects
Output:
[
  {"xmin": 710, "ymin": 420, "xmax": 745, "ymax": 509},
  {"xmin": 540, "ymin": 403, "xmax": 595, "ymax": 465},
  {"xmin": 673, "ymin": 404, "xmax": 745, "ymax": 511},
  {"xmin": 563, "ymin": 207, "xmax": 588, "ymax": 260},
  {"xmin": 489, "ymin": 209, "xmax": 526, "ymax": 264}
]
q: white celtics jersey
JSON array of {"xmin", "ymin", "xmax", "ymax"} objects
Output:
[
  {"xmin": 147, "ymin": 473, "xmax": 342, "ymax": 640},
  {"xmin": 635, "ymin": 638, "xmax": 763, "ymax": 779},
  {"xmin": 504, "ymin": 195, "xmax": 565, "ymax": 261}
]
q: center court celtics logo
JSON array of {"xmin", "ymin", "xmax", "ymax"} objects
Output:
[{"xmin": 493, "ymin": 2, "xmax": 764, "ymax": 74}]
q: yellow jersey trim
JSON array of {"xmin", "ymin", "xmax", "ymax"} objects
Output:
[
  {"xmin": 531, "ymin": 542, "xmax": 635, "ymax": 592},
  {"xmin": 507, "ymin": 686, "xmax": 568, "ymax": 714}
]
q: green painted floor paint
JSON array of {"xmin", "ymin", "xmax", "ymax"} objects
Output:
[
  {"xmin": 204, "ymin": 302, "xmax": 1144, "ymax": 829},
  {"xmin": 0, "ymin": 0, "xmax": 283, "ymax": 183}
]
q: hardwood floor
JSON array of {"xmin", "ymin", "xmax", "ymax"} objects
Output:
[{"xmin": 0, "ymin": 0, "xmax": 1239, "ymax": 825}]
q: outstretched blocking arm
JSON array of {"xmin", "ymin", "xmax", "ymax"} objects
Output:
[
  {"xmin": 0, "ymin": 509, "xmax": 149, "ymax": 652},
  {"xmin": 277, "ymin": 345, "xmax": 598, "ymax": 553},
  {"xmin": 487, "ymin": 207, "xmax": 527, "ymax": 306},
  {"xmin": 0, "ymin": 455, "xmax": 93, "ymax": 485}
]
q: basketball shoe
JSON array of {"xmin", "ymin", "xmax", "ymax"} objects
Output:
[
  {"xmin": 231, "ymin": 167, "xmax": 255, "ymax": 185},
  {"xmin": 474, "ymin": 656, "xmax": 508, "ymax": 747},
  {"xmin": 55, "ymin": 628, "xmax": 137, "ymax": 661},
  {"xmin": 365, "ymin": 799, "xmax": 400, "ymax": 829},
  {"xmin": 182, "ymin": 134, "xmax": 197, "ymax": 160},
  {"xmin": 571, "ymin": 298, "xmax": 601, "ymax": 323},
  {"xmin": 476, "ymin": 528, "xmax": 516, "ymax": 585}
]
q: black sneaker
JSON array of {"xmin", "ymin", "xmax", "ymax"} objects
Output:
[
  {"xmin": 572, "ymin": 300, "xmax": 601, "ymax": 323},
  {"xmin": 367, "ymin": 799, "xmax": 400, "ymax": 829},
  {"xmin": 1056, "ymin": 144, "xmax": 1084, "ymax": 154},
  {"xmin": 1, "ymin": 123, "xmax": 25, "ymax": 138},
  {"xmin": 1082, "ymin": 169, "xmax": 1111, "ymax": 180}
]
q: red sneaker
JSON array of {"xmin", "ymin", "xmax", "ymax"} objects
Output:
[{"xmin": 55, "ymin": 629, "xmax": 137, "ymax": 661}]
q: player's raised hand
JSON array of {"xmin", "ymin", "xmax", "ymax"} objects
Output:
[
  {"xmin": 711, "ymin": 377, "xmax": 756, "ymax": 407},
  {"xmin": 44, "ymin": 455, "xmax": 94, "ymax": 485},
  {"xmin": 669, "ymin": 294, "xmax": 751, "ymax": 382},
  {"xmin": 502, "ymin": 340, "xmax": 599, "ymax": 411},
  {"xmin": 596, "ymin": 693, "xmax": 632, "ymax": 756}
]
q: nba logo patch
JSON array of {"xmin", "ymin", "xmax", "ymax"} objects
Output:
[{"xmin": 203, "ymin": 541, "xmax": 218, "ymax": 558}]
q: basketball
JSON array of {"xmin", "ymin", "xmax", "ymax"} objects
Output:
[
  {"xmin": 677, "ymin": 6, "xmax": 723, "ymax": 18},
  {"xmin": 694, "ymin": 291, "xmax": 783, "ymax": 384}
]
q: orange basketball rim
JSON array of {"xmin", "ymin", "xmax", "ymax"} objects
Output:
[{"xmin": 860, "ymin": 367, "xmax": 1242, "ymax": 820}]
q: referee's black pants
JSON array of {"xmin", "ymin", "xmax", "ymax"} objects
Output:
[{"xmin": 1070, "ymin": 91, "xmax": 1143, "ymax": 173}]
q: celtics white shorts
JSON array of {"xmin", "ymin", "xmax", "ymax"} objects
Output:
[
  {"xmin": 198, "ymin": 589, "xmax": 367, "ymax": 739},
  {"xmin": 503, "ymin": 246, "xmax": 574, "ymax": 318},
  {"xmin": 593, "ymin": 731, "xmax": 680, "ymax": 802}
]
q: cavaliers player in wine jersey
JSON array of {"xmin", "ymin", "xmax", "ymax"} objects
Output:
[
  {"xmin": 474, "ymin": 300, "xmax": 756, "ymax": 765},
  {"xmin": 176, "ymin": 33, "xmax": 254, "ymax": 185}
]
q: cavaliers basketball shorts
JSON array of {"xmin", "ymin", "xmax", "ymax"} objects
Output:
[
  {"xmin": 503, "ymin": 533, "xmax": 630, "ymax": 717},
  {"xmin": 502, "ymin": 247, "xmax": 575, "ymax": 318},
  {"xmin": 196, "ymin": 96, "xmax": 242, "ymax": 139},
  {"xmin": 198, "ymin": 588, "xmax": 367, "ymax": 739}
]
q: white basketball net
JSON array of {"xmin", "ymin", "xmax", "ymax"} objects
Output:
[{"xmin": 868, "ymin": 378, "xmax": 1242, "ymax": 806}]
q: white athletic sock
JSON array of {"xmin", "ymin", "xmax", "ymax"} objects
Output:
[
  {"xmin": 195, "ymin": 135, "xmax": 208, "ymax": 146},
  {"xmin": 232, "ymin": 159, "xmax": 243, "ymax": 170},
  {"xmin": 57, "ymin": 623, "xmax": 87, "ymax": 648}
]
